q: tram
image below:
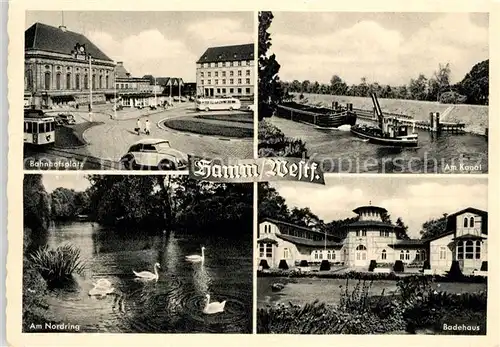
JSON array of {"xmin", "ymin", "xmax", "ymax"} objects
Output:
[{"xmin": 24, "ymin": 109, "xmax": 56, "ymax": 146}]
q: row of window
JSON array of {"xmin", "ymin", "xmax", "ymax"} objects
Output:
[
  {"xmin": 207, "ymin": 87, "xmax": 252, "ymax": 95},
  {"xmin": 200, "ymin": 60, "xmax": 252, "ymax": 69},
  {"xmin": 200, "ymin": 78, "xmax": 251, "ymax": 86},
  {"xmin": 463, "ymin": 217, "xmax": 476, "ymax": 228},
  {"xmin": 44, "ymin": 64, "xmax": 110, "ymax": 74},
  {"xmin": 26, "ymin": 70, "xmax": 112, "ymax": 91},
  {"xmin": 354, "ymin": 230, "xmax": 391, "ymax": 237},
  {"xmin": 24, "ymin": 121, "xmax": 55, "ymax": 134},
  {"xmin": 200, "ymin": 70, "xmax": 251, "ymax": 78},
  {"xmin": 457, "ymin": 240, "xmax": 481, "ymax": 260}
]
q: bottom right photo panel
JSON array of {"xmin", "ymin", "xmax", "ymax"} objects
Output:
[{"xmin": 256, "ymin": 176, "xmax": 487, "ymax": 335}]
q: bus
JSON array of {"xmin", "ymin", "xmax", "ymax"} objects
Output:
[
  {"xmin": 24, "ymin": 109, "xmax": 56, "ymax": 146},
  {"xmin": 195, "ymin": 97, "xmax": 241, "ymax": 111}
]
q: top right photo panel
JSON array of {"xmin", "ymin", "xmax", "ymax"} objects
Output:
[{"xmin": 258, "ymin": 12, "xmax": 488, "ymax": 174}]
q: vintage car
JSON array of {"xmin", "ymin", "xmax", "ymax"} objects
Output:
[
  {"xmin": 57, "ymin": 113, "xmax": 76, "ymax": 125},
  {"xmin": 120, "ymin": 138, "xmax": 189, "ymax": 171}
]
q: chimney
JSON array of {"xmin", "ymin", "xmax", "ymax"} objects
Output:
[
  {"xmin": 59, "ymin": 25, "xmax": 67, "ymax": 32},
  {"xmin": 116, "ymin": 61, "xmax": 123, "ymax": 66}
]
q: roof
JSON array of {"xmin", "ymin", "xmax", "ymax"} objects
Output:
[
  {"xmin": 25, "ymin": 22, "xmax": 113, "ymax": 62},
  {"xmin": 156, "ymin": 77, "xmax": 184, "ymax": 87},
  {"xmin": 276, "ymin": 233, "xmax": 344, "ymax": 248},
  {"xmin": 446, "ymin": 207, "xmax": 487, "ymax": 219},
  {"xmin": 388, "ymin": 239, "xmax": 426, "ymax": 248},
  {"xmin": 257, "ymin": 238, "xmax": 278, "ymax": 244},
  {"xmin": 261, "ymin": 218, "xmax": 335, "ymax": 238},
  {"xmin": 197, "ymin": 44, "xmax": 254, "ymax": 64},
  {"xmin": 345, "ymin": 220, "xmax": 395, "ymax": 229},
  {"xmin": 132, "ymin": 138, "xmax": 170, "ymax": 145},
  {"xmin": 353, "ymin": 205, "xmax": 388, "ymax": 214},
  {"xmin": 453, "ymin": 234, "xmax": 487, "ymax": 241},
  {"xmin": 115, "ymin": 64, "xmax": 130, "ymax": 78},
  {"xmin": 423, "ymin": 231, "xmax": 454, "ymax": 243}
]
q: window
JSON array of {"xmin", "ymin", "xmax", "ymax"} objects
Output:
[
  {"xmin": 222, "ymin": 79, "xmax": 226, "ymax": 84},
  {"xmin": 222, "ymin": 88, "xmax": 226, "ymax": 94},
  {"xmin": 26, "ymin": 69, "xmax": 33, "ymax": 90},
  {"xmin": 475, "ymin": 241, "xmax": 481, "ymax": 259},
  {"xmin": 44, "ymin": 72, "xmax": 51, "ymax": 90},
  {"xmin": 215, "ymin": 71, "xmax": 218, "ymax": 77},
  {"xmin": 246, "ymin": 70, "xmax": 251, "ymax": 76},
  {"xmin": 201, "ymin": 80, "xmax": 204, "ymax": 85},
  {"xmin": 362, "ymin": 229, "xmax": 367, "ymax": 237},
  {"xmin": 207, "ymin": 72, "xmax": 211, "ymax": 77},
  {"xmin": 200, "ymin": 72, "xmax": 204, "ymax": 78},
  {"xmin": 66, "ymin": 73, "xmax": 71, "ymax": 89},
  {"xmin": 210, "ymin": 63, "xmax": 215, "ymax": 68},
  {"xmin": 246, "ymin": 78, "xmax": 251, "ymax": 84},
  {"xmin": 92, "ymin": 74, "xmax": 96, "ymax": 89},
  {"xmin": 106, "ymin": 75, "xmax": 109, "ymax": 89},
  {"xmin": 283, "ymin": 248, "xmax": 290, "ymax": 259},
  {"xmin": 238, "ymin": 78, "xmax": 242, "ymax": 84},
  {"xmin": 216, "ymin": 88, "xmax": 220, "ymax": 94},
  {"xmin": 99, "ymin": 75, "xmax": 103, "ymax": 89},
  {"xmin": 238, "ymin": 61, "xmax": 242, "ymax": 66},
  {"xmin": 463, "ymin": 217, "xmax": 468, "ymax": 228},
  {"xmin": 405, "ymin": 250, "xmax": 410, "ymax": 261},
  {"xmin": 215, "ymin": 79, "xmax": 218, "ymax": 85},
  {"xmin": 400, "ymin": 250, "xmax": 404, "ymax": 260},
  {"xmin": 259, "ymin": 244, "xmax": 265, "ymax": 257},
  {"xmin": 238, "ymin": 70, "xmax": 242, "ymax": 76},
  {"xmin": 218, "ymin": 62, "xmax": 222, "ymax": 67},
  {"xmin": 381, "ymin": 249, "xmax": 387, "ymax": 260},
  {"xmin": 465, "ymin": 240, "xmax": 474, "ymax": 259},
  {"xmin": 75, "ymin": 74, "xmax": 80, "ymax": 89},
  {"xmin": 265, "ymin": 243, "xmax": 272, "ymax": 258},
  {"xmin": 55, "ymin": 73, "xmax": 61, "ymax": 90},
  {"xmin": 208, "ymin": 80, "xmax": 211, "ymax": 85},
  {"xmin": 470, "ymin": 217, "xmax": 474, "ymax": 227},
  {"xmin": 314, "ymin": 252, "xmax": 318, "ymax": 260},
  {"xmin": 229, "ymin": 88, "xmax": 234, "ymax": 93},
  {"xmin": 319, "ymin": 252, "xmax": 323, "ymax": 260},
  {"xmin": 356, "ymin": 230, "xmax": 360, "ymax": 237},
  {"xmin": 421, "ymin": 250, "xmax": 426, "ymax": 261},
  {"xmin": 222, "ymin": 71, "xmax": 226, "ymax": 77},
  {"xmin": 246, "ymin": 60, "xmax": 251, "ymax": 66},
  {"xmin": 230, "ymin": 71, "xmax": 234, "ymax": 77},
  {"xmin": 246, "ymin": 88, "xmax": 250, "ymax": 94},
  {"xmin": 230, "ymin": 79, "xmax": 234, "ymax": 85},
  {"xmin": 84, "ymin": 74, "xmax": 88, "ymax": 89},
  {"xmin": 440, "ymin": 247, "xmax": 447, "ymax": 260}
]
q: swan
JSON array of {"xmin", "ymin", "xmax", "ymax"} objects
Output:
[
  {"xmin": 93, "ymin": 278, "xmax": 112, "ymax": 289},
  {"xmin": 202, "ymin": 294, "xmax": 226, "ymax": 314},
  {"xmin": 186, "ymin": 246, "xmax": 205, "ymax": 262},
  {"xmin": 133, "ymin": 262, "xmax": 161, "ymax": 281},
  {"xmin": 89, "ymin": 279, "xmax": 115, "ymax": 297}
]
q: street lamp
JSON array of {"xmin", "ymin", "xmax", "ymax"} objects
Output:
[
  {"xmin": 154, "ymin": 77, "xmax": 157, "ymax": 106},
  {"xmin": 88, "ymin": 53, "xmax": 93, "ymax": 122},
  {"xmin": 114, "ymin": 73, "xmax": 117, "ymax": 120}
]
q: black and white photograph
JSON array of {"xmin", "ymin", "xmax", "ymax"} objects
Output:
[
  {"xmin": 22, "ymin": 174, "xmax": 253, "ymax": 333},
  {"xmin": 258, "ymin": 12, "xmax": 488, "ymax": 174},
  {"xmin": 23, "ymin": 11, "xmax": 255, "ymax": 171},
  {"xmin": 257, "ymin": 176, "xmax": 487, "ymax": 334}
]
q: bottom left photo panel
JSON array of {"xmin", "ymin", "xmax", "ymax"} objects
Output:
[{"xmin": 22, "ymin": 174, "xmax": 254, "ymax": 334}]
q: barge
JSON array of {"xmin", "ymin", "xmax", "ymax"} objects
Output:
[{"xmin": 276, "ymin": 101, "xmax": 357, "ymax": 128}]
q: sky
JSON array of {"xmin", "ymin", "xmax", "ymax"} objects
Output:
[
  {"xmin": 267, "ymin": 176, "xmax": 487, "ymax": 239},
  {"xmin": 26, "ymin": 11, "xmax": 254, "ymax": 81},
  {"xmin": 267, "ymin": 12, "xmax": 489, "ymax": 85},
  {"xmin": 42, "ymin": 174, "xmax": 92, "ymax": 193}
]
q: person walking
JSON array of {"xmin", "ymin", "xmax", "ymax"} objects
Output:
[
  {"xmin": 136, "ymin": 118, "xmax": 141, "ymax": 135},
  {"xmin": 145, "ymin": 119, "xmax": 150, "ymax": 135}
]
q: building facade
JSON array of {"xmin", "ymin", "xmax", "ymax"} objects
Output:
[
  {"xmin": 196, "ymin": 44, "xmax": 254, "ymax": 99},
  {"xmin": 257, "ymin": 206, "xmax": 488, "ymax": 274},
  {"xmin": 25, "ymin": 22, "xmax": 116, "ymax": 108}
]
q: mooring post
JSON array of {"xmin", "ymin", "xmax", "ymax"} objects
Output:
[
  {"xmin": 435, "ymin": 112, "xmax": 440, "ymax": 133},
  {"xmin": 429, "ymin": 112, "xmax": 434, "ymax": 132}
]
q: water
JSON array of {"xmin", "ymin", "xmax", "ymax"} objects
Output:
[
  {"xmin": 267, "ymin": 117, "xmax": 488, "ymax": 174},
  {"xmin": 31, "ymin": 222, "xmax": 252, "ymax": 333}
]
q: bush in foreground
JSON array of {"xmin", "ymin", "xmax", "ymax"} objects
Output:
[
  {"xmin": 258, "ymin": 121, "xmax": 308, "ymax": 158},
  {"xmin": 29, "ymin": 244, "xmax": 86, "ymax": 286},
  {"xmin": 278, "ymin": 259, "xmax": 289, "ymax": 270},
  {"xmin": 319, "ymin": 260, "xmax": 331, "ymax": 271},
  {"xmin": 393, "ymin": 260, "xmax": 404, "ymax": 273}
]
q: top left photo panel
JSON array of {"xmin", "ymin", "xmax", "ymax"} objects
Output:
[{"xmin": 23, "ymin": 11, "xmax": 255, "ymax": 171}]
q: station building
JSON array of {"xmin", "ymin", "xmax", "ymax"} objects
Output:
[
  {"xmin": 257, "ymin": 205, "xmax": 487, "ymax": 275},
  {"xmin": 196, "ymin": 43, "xmax": 254, "ymax": 99},
  {"xmin": 24, "ymin": 22, "xmax": 116, "ymax": 108}
]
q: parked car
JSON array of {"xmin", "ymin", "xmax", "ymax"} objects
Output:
[
  {"xmin": 173, "ymin": 96, "xmax": 180, "ymax": 102},
  {"xmin": 57, "ymin": 113, "xmax": 76, "ymax": 125},
  {"xmin": 180, "ymin": 96, "xmax": 188, "ymax": 102},
  {"xmin": 120, "ymin": 138, "xmax": 189, "ymax": 170},
  {"xmin": 246, "ymin": 104, "xmax": 255, "ymax": 112}
]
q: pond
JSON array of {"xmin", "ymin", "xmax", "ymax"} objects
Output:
[{"xmin": 28, "ymin": 221, "xmax": 253, "ymax": 333}]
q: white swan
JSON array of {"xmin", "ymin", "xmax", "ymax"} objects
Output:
[
  {"xmin": 89, "ymin": 278, "xmax": 115, "ymax": 296},
  {"xmin": 93, "ymin": 278, "xmax": 112, "ymax": 289},
  {"xmin": 133, "ymin": 262, "xmax": 161, "ymax": 281},
  {"xmin": 203, "ymin": 294, "xmax": 226, "ymax": 314},
  {"xmin": 186, "ymin": 246, "xmax": 205, "ymax": 262}
]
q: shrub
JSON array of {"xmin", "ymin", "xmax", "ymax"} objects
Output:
[
  {"xmin": 258, "ymin": 121, "xmax": 308, "ymax": 158},
  {"xmin": 259, "ymin": 259, "xmax": 270, "ymax": 270},
  {"xmin": 368, "ymin": 260, "xmax": 377, "ymax": 272},
  {"xmin": 29, "ymin": 244, "xmax": 86, "ymax": 286},
  {"xmin": 423, "ymin": 260, "xmax": 431, "ymax": 270},
  {"xmin": 394, "ymin": 260, "xmax": 404, "ymax": 273},
  {"xmin": 447, "ymin": 260, "xmax": 463, "ymax": 281},
  {"xmin": 480, "ymin": 261, "xmax": 487, "ymax": 271},
  {"xmin": 22, "ymin": 259, "xmax": 49, "ymax": 331},
  {"xmin": 299, "ymin": 260, "xmax": 309, "ymax": 267},
  {"xmin": 439, "ymin": 91, "xmax": 467, "ymax": 104},
  {"xmin": 319, "ymin": 260, "xmax": 331, "ymax": 271},
  {"xmin": 278, "ymin": 259, "xmax": 289, "ymax": 270}
]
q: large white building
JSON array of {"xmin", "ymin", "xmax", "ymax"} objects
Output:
[
  {"xmin": 257, "ymin": 205, "xmax": 488, "ymax": 274},
  {"xmin": 196, "ymin": 44, "xmax": 254, "ymax": 98}
]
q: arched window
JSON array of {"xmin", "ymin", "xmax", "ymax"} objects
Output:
[
  {"xmin": 356, "ymin": 245, "xmax": 367, "ymax": 251},
  {"xmin": 75, "ymin": 74, "xmax": 80, "ymax": 89},
  {"xmin": 381, "ymin": 249, "xmax": 387, "ymax": 260},
  {"xmin": 465, "ymin": 240, "xmax": 474, "ymax": 259},
  {"xmin": 106, "ymin": 75, "xmax": 109, "ymax": 89},
  {"xmin": 26, "ymin": 69, "xmax": 33, "ymax": 90},
  {"xmin": 56, "ymin": 73, "xmax": 61, "ymax": 90},
  {"xmin": 66, "ymin": 73, "xmax": 71, "ymax": 89},
  {"xmin": 470, "ymin": 217, "xmax": 474, "ymax": 227},
  {"xmin": 475, "ymin": 241, "xmax": 481, "ymax": 259},
  {"xmin": 99, "ymin": 75, "xmax": 103, "ymax": 89},
  {"xmin": 44, "ymin": 72, "xmax": 51, "ymax": 90},
  {"xmin": 463, "ymin": 217, "xmax": 468, "ymax": 228},
  {"xmin": 92, "ymin": 74, "xmax": 96, "ymax": 89},
  {"xmin": 400, "ymin": 250, "xmax": 404, "ymax": 260},
  {"xmin": 84, "ymin": 74, "xmax": 88, "ymax": 89},
  {"xmin": 405, "ymin": 250, "xmax": 410, "ymax": 260}
]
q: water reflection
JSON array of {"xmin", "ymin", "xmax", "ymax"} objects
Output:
[{"xmin": 32, "ymin": 222, "xmax": 252, "ymax": 333}]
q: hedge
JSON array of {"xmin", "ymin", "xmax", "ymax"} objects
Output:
[
  {"xmin": 299, "ymin": 260, "xmax": 309, "ymax": 267},
  {"xmin": 319, "ymin": 260, "xmax": 331, "ymax": 271},
  {"xmin": 394, "ymin": 260, "xmax": 404, "ymax": 273}
]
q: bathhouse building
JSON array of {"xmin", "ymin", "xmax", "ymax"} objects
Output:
[
  {"xmin": 257, "ymin": 205, "xmax": 487, "ymax": 275},
  {"xmin": 24, "ymin": 22, "xmax": 116, "ymax": 108},
  {"xmin": 196, "ymin": 44, "xmax": 254, "ymax": 98}
]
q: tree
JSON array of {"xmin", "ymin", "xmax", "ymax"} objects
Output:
[
  {"xmin": 301, "ymin": 80, "xmax": 311, "ymax": 94},
  {"xmin": 258, "ymin": 183, "xmax": 289, "ymax": 221},
  {"xmin": 434, "ymin": 63, "xmax": 451, "ymax": 101},
  {"xmin": 455, "ymin": 59, "xmax": 489, "ymax": 105},
  {"xmin": 395, "ymin": 217, "xmax": 410, "ymax": 240},
  {"xmin": 23, "ymin": 175, "xmax": 51, "ymax": 233},
  {"xmin": 409, "ymin": 74, "xmax": 428, "ymax": 101},
  {"xmin": 50, "ymin": 188, "xmax": 77, "ymax": 221},
  {"xmin": 330, "ymin": 75, "xmax": 348, "ymax": 96},
  {"xmin": 258, "ymin": 11, "xmax": 285, "ymax": 120},
  {"xmin": 358, "ymin": 77, "xmax": 369, "ymax": 97},
  {"xmin": 420, "ymin": 214, "xmax": 448, "ymax": 239}
]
